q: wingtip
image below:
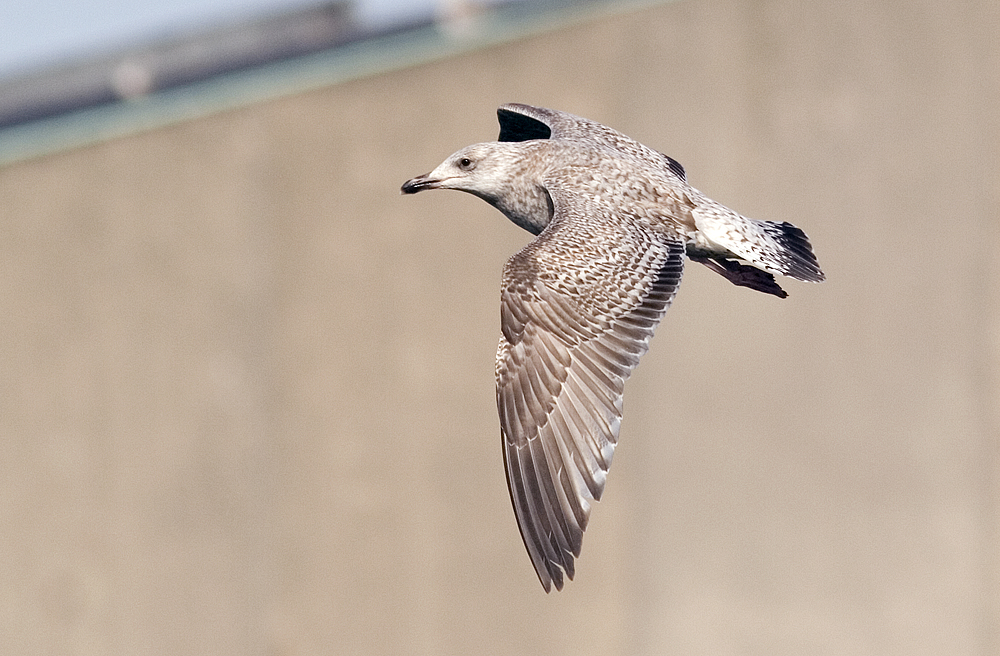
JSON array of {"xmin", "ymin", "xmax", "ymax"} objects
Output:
[
  {"xmin": 497, "ymin": 103, "xmax": 552, "ymax": 142},
  {"xmin": 532, "ymin": 554, "xmax": 571, "ymax": 593},
  {"xmin": 544, "ymin": 569, "xmax": 564, "ymax": 593}
]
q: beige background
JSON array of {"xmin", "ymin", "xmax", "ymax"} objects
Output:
[{"xmin": 1, "ymin": 0, "xmax": 997, "ymax": 653}]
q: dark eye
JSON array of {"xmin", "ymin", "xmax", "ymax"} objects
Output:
[{"xmin": 458, "ymin": 157, "xmax": 474, "ymax": 170}]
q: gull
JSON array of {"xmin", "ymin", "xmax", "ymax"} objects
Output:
[{"xmin": 401, "ymin": 103, "xmax": 824, "ymax": 592}]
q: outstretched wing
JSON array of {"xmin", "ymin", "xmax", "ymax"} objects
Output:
[
  {"xmin": 497, "ymin": 103, "xmax": 686, "ymax": 182},
  {"xmin": 496, "ymin": 190, "xmax": 685, "ymax": 591}
]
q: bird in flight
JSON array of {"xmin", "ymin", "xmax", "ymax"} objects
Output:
[{"xmin": 401, "ymin": 103, "xmax": 824, "ymax": 592}]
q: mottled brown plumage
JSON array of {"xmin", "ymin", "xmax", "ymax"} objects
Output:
[{"xmin": 402, "ymin": 104, "xmax": 824, "ymax": 591}]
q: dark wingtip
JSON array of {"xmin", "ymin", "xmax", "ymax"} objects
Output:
[
  {"xmin": 497, "ymin": 104, "xmax": 552, "ymax": 142},
  {"xmin": 692, "ymin": 255, "xmax": 790, "ymax": 298},
  {"xmin": 663, "ymin": 153, "xmax": 686, "ymax": 181}
]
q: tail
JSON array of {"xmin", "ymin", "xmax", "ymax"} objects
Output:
[{"xmin": 692, "ymin": 199, "xmax": 825, "ymax": 284}]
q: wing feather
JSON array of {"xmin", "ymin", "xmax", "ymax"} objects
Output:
[
  {"xmin": 497, "ymin": 103, "xmax": 687, "ymax": 183},
  {"xmin": 497, "ymin": 191, "xmax": 685, "ymax": 591}
]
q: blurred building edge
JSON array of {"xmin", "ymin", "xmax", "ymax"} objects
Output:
[{"xmin": 0, "ymin": 2, "xmax": 362, "ymax": 130}]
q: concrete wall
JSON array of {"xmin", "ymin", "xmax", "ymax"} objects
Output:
[{"xmin": 1, "ymin": 0, "xmax": 997, "ymax": 653}]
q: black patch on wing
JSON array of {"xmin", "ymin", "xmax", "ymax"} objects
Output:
[
  {"xmin": 661, "ymin": 153, "xmax": 686, "ymax": 181},
  {"xmin": 498, "ymin": 107, "xmax": 552, "ymax": 142},
  {"xmin": 690, "ymin": 255, "xmax": 788, "ymax": 298}
]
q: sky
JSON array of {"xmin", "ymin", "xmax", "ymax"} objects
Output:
[{"xmin": 0, "ymin": 0, "xmax": 439, "ymax": 77}]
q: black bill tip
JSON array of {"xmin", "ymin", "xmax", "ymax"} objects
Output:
[{"xmin": 400, "ymin": 175, "xmax": 435, "ymax": 194}]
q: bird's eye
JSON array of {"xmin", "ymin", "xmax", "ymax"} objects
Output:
[{"xmin": 458, "ymin": 157, "xmax": 474, "ymax": 170}]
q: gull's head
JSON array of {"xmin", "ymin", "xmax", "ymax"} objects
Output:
[
  {"xmin": 401, "ymin": 142, "xmax": 522, "ymax": 201},
  {"xmin": 401, "ymin": 141, "xmax": 552, "ymax": 234}
]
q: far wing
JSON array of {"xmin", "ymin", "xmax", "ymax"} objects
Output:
[
  {"xmin": 497, "ymin": 103, "xmax": 686, "ymax": 182},
  {"xmin": 496, "ymin": 191, "xmax": 685, "ymax": 591}
]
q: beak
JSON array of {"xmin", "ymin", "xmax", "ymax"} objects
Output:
[{"xmin": 400, "ymin": 173, "xmax": 439, "ymax": 194}]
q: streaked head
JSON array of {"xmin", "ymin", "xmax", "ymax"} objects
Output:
[
  {"xmin": 401, "ymin": 142, "xmax": 529, "ymax": 199},
  {"xmin": 401, "ymin": 141, "xmax": 553, "ymax": 234}
]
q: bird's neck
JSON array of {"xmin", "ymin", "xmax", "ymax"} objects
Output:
[{"xmin": 486, "ymin": 182, "xmax": 552, "ymax": 236}]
